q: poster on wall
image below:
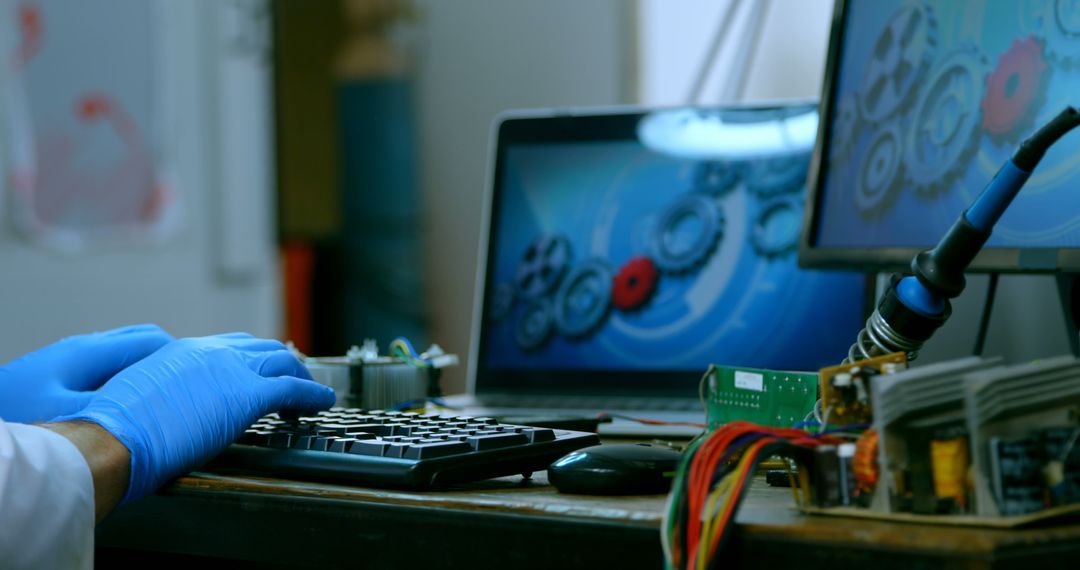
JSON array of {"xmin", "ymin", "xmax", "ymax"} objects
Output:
[{"xmin": 0, "ymin": 0, "xmax": 179, "ymax": 251}]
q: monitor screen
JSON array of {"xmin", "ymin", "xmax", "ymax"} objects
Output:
[
  {"xmin": 473, "ymin": 105, "xmax": 869, "ymax": 396},
  {"xmin": 802, "ymin": 0, "xmax": 1080, "ymax": 272}
]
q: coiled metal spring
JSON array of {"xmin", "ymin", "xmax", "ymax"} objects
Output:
[{"xmin": 845, "ymin": 309, "xmax": 924, "ymax": 364}]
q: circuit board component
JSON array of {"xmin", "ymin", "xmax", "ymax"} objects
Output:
[
  {"xmin": 705, "ymin": 365, "xmax": 819, "ymax": 429},
  {"xmin": 818, "ymin": 352, "xmax": 907, "ymax": 426}
]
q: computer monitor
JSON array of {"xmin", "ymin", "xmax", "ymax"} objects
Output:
[
  {"xmin": 801, "ymin": 0, "xmax": 1080, "ymax": 272},
  {"xmin": 470, "ymin": 104, "xmax": 870, "ymax": 399}
]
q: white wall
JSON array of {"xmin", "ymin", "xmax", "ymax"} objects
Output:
[
  {"xmin": 0, "ymin": 1, "xmax": 280, "ymax": 362},
  {"xmin": 637, "ymin": 0, "xmax": 834, "ymax": 105},
  {"xmin": 414, "ymin": 0, "xmax": 632, "ymax": 393}
]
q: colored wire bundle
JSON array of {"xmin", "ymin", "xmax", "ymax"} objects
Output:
[
  {"xmin": 662, "ymin": 421, "xmax": 844, "ymax": 570},
  {"xmin": 389, "ymin": 337, "xmax": 433, "ymax": 367}
]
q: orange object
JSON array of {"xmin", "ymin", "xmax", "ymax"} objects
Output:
[
  {"xmin": 930, "ymin": 437, "xmax": 969, "ymax": 508},
  {"xmin": 282, "ymin": 242, "xmax": 315, "ymax": 354},
  {"xmin": 853, "ymin": 428, "xmax": 879, "ymax": 492}
]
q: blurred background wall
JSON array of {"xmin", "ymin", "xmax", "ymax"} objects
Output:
[{"xmin": 0, "ymin": 0, "xmax": 279, "ymax": 362}]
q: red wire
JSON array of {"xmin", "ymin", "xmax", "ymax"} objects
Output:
[
  {"xmin": 681, "ymin": 422, "xmax": 846, "ymax": 568},
  {"xmin": 686, "ymin": 423, "xmax": 756, "ymax": 556},
  {"xmin": 707, "ymin": 437, "xmax": 774, "ymax": 562}
]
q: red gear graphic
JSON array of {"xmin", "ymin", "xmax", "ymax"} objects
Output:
[
  {"xmin": 980, "ymin": 35, "xmax": 1048, "ymax": 138},
  {"xmin": 611, "ymin": 256, "xmax": 658, "ymax": 311}
]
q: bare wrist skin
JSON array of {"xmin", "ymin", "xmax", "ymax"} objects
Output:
[{"xmin": 39, "ymin": 421, "xmax": 131, "ymax": 524}]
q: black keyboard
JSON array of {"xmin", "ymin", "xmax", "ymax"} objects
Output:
[{"xmin": 208, "ymin": 408, "xmax": 600, "ymax": 489}]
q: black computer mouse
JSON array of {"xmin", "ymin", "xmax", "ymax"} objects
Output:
[{"xmin": 547, "ymin": 443, "xmax": 682, "ymax": 495}]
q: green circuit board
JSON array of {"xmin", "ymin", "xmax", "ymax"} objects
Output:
[{"xmin": 705, "ymin": 364, "xmax": 819, "ymax": 430}]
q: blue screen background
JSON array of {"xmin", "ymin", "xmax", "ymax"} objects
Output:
[
  {"xmin": 817, "ymin": 0, "xmax": 1080, "ymax": 249},
  {"xmin": 482, "ymin": 139, "xmax": 866, "ymax": 372}
]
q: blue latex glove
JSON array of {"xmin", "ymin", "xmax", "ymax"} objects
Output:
[
  {"xmin": 0, "ymin": 324, "xmax": 174, "ymax": 424},
  {"xmin": 54, "ymin": 333, "xmax": 335, "ymax": 502}
]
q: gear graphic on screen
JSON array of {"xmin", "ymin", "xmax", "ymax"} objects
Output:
[
  {"xmin": 692, "ymin": 160, "xmax": 739, "ymax": 195},
  {"xmin": 830, "ymin": 94, "xmax": 861, "ymax": 163},
  {"xmin": 744, "ymin": 152, "xmax": 810, "ymax": 197},
  {"xmin": 489, "ymin": 281, "xmax": 516, "ymax": 322},
  {"xmin": 1024, "ymin": 0, "xmax": 1080, "ymax": 64},
  {"xmin": 514, "ymin": 297, "xmax": 554, "ymax": 350},
  {"xmin": 854, "ymin": 123, "xmax": 905, "ymax": 216},
  {"xmin": 649, "ymin": 193, "xmax": 724, "ymax": 273},
  {"xmin": 981, "ymin": 35, "xmax": 1049, "ymax": 141},
  {"xmin": 514, "ymin": 233, "xmax": 571, "ymax": 300},
  {"xmin": 611, "ymin": 256, "xmax": 659, "ymax": 311},
  {"xmin": 751, "ymin": 195, "xmax": 803, "ymax": 258},
  {"xmin": 858, "ymin": 1, "xmax": 938, "ymax": 123},
  {"xmin": 553, "ymin": 259, "xmax": 613, "ymax": 339},
  {"xmin": 904, "ymin": 44, "xmax": 988, "ymax": 194}
]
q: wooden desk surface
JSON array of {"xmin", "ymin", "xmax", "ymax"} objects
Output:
[{"xmin": 96, "ymin": 470, "xmax": 1080, "ymax": 569}]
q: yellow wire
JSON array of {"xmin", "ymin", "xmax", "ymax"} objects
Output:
[
  {"xmin": 696, "ymin": 468, "xmax": 739, "ymax": 570},
  {"xmin": 784, "ymin": 460, "xmax": 800, "ymax": 507},
  {"xmin": 703, "ymin": 446, "xmax": 759, "ymax": 566},
  {"xmin": 389, "ymin": 339, "xmax": 431, "ymax": 368},
  {"xmin": 798, "ymin": 459, "xmax": 812, "ymax": 508}
]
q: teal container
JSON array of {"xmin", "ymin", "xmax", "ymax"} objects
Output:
[{"xmin": 338, "ymin": 78, "xmax": 427, "ymax": 348}]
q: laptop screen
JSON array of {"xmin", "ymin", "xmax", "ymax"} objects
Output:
[{"xmin": 472, "ymin": 104, "xmax": 868, "ymax": 398}]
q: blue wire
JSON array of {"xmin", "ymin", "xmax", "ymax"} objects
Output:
[
  {"xmin": 391, "ymin": 336, "xmax": 434, "ymax": 366},
  {"xmin": 817, "ymin": 423, "xmax": 871, "ymax": 435}
]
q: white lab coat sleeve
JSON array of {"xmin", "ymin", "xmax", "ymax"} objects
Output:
[{"xmin": 0, "ymin": 419, "xmax": 95, "ymax": 570}]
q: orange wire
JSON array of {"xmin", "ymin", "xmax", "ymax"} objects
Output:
[{"xmin": 683, "ymin": 422, "xmax": 845, "ymax": 567}]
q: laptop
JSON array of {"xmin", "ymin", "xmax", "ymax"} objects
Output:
[{"xmin": 445, "ymin": 103, "xmax": 868, "ymax": 436}]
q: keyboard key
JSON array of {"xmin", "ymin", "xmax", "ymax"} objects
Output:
[
  {"xmin": 385, "ymin": 443, "xmax": 411, "ymax": 458},
  {"xmin": 310, "ymin": 437, "xmax": 334, "ymax": 452},
  {"xmin": 267, "ymin": 432, "xmax": 293, "ymax": 449},
  {"xmin": 241, "ymin": 430, "xmax": 273, "ymax": 446},
  {"xmin": 328, "ymin": 438, "xmax": 356, "ymax": 453},
  {"xmin": 347, "ymin": 440, "xmax": 389, "ymax": 457},
  {"xmin": 467, "ymin": 433, "xmax": 529, "ymax": 451},
  {"xmin": 350, "ymin": 424, "xmax": 393, "ymax": 436},
  {"xmin": 385, "ymin": 424, "xmax": 411, "ymax": 436},
  {"xmin": 523, "ymin": 428, "xmax": 556, "ymax": 443},
  {"xmin": 291, "ymin": 435, "xmax": 316, "ymax": 450},
  {"xmin": 404, "ymin": 441, "xmax": 473, "ymax": 460},
  {"xmin": 395, "ymin": 425, "xmax": 423, "ymax": 436}
]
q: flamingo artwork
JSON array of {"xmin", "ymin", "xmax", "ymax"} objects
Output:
[{"xmin": 3, "ymin": 0, "xmax": 176, "ymax": 250}]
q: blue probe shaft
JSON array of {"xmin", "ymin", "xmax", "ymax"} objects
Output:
[
  {"xmin": 895, "ymin": 164, "xmax": 1030, "ymax": 318},
  {"xmin": 964, "ymin": 160, "xmax": 1032, "ymax": 232}
]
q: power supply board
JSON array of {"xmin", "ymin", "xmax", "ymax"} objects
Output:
[{"xmin": 705, "ymin": 365, "xmax": 819, "ymax": 430}]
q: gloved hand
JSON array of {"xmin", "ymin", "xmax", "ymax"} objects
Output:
[
  {"xmin": 54, "ymin": 333, "xmax": 335, "ymax": 502},
  {"xmin": 0, "ymin": 324, "xmax": 174, "ymax": 424}
]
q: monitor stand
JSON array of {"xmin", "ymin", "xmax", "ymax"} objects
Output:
[{"xmin": 1056, "ymin": 275, "xmax": 1080, "ymax": 357}]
